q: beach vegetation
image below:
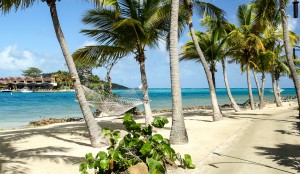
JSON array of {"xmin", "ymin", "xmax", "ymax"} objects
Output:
[
  {"xmin": 22, "ymin": 67, "xmax": 42, "ymax": 78},
  {"xmin": 80, "ymin": 114, "xmax": 195, "ymax": 174}
]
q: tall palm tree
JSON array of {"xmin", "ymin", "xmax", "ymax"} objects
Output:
[
  {"xmin": 72, "ymin": 0, "xmax": 175, "ymax": 125},
  {"xmin": 227, "ymin": 4, "xmax": 265, "ymax": 110},
  {"xmin": 0, "ymin": 0, "xmax": 107, "ymax": 147},
  {"xmin": 169, "ymin": 0, "xmax": 188, "ymax": 144},
  {"xmin": 279, "ymin": 0, "xmax": 300, "ymax": 116},
  {"xmin": 181, "ymin": 27, "xmax": 241, "ymax": 112},
  {"xmin": 252, "ymin": 0, "xmax": 300, "ymax": 116},
  {"xmin": 181, "ymin": 0, "xmax": 225, "ymax": 121}
]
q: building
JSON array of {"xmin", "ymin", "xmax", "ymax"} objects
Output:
[{"xmin": 0, "ymin": 76, "xmax": 57, "ymax": 89}]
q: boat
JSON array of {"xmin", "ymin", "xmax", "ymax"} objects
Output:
[
  {"xmin": 0, "ymin": 89, "xmax": 13, "ymax": 92},
  {"xmin": 19, "ymin": 87, "xmax": 33, "ymax": 93},
  {"xmin": 138, "ymin": 84, "xmax": 143, "ymax": 90},
  {"xmin": 269, "ymin": 88, "xmax": 284, "ymax": 93}
]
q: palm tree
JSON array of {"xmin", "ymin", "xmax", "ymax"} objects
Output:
[
  {"xmin": 169, "ymin": 0, "xmax": 188, "ymax": 144},
  {"xmin": 226, "ymin": 4, "xmax": 265, "ymax": 110},
  {"xmin": 72, "ymin": 0, "xmax": 175, "ymax": 125},
  {"xmin": 180, "ymin": 24, "xmax": 241, "ymax": 112},
  {"xmin": 181, "ymin": 0, "xmax": 225, "ymax": 121},
  {"xmin": 0, "ymin": 0, "xmax": 108, "ymax": 147},
  {"xmin": 279, "ymin": 0, "xmax": 300, "ymax": 116},
  {"xmin": 252, "ymin": 0, "xmax": 300, "ymax": 116}
]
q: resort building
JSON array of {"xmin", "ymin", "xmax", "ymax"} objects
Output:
[{"xmin": 0, "ymin": 76, "xmax": 58, "ymax": 90}]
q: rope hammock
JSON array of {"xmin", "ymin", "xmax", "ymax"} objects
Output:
[{"xmin": 82, "ymin": 86, "xmax": 143, "ymax": 116}]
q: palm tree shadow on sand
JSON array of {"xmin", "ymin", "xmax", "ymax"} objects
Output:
[
  {"xmin": 254, "ymin": 144, "xmax": 300, "ymax": 173},
  {"xmin": 0, "ymin": 120, "xmax": 126, "ymax": 174}
]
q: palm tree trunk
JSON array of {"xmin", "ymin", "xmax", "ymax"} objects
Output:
[
  {"xmin": 169, "ymin": 0, "xmax": 188, "ymax": 144},
  {"xmin": 271, "ymin": 72, "xmax": 282, "ymax": 107},
  {"xmin": 106, "ymin": 64, "xmax": 113, "ymax": 96},
  {"xmin": 280, "ymin": 1, "xmax": 300, "ymax": 116},
  {"xmin": 252, "ymin": 71, "xmax": 263, "ymax": 109},
  {"xmin": 188, "ymin": 18, "xmax": 222, "ymax": 121},
  {"xmin": 48, "ymin": 1, "xmax": 106, "ymax": 147},
  {"xmin": 211, "ymin": 69, "xmax": 216, "ymax": 89},
  {"xmin": 138, "ymin": 59, "xmax": 153, "ymax": 125},
  {"xmin": 276, "ymin": 79, "xmax": 282, "ymax": 99},
  {"xmin": 260, "ymin": 73, "xmax": 265, "ymax": 109},
  {"xmin": 247, "ymin": 64, "xmax": 255, "ymax": 110},
  {"xmin": 221, "ymin": 59, "xmax": 241, "ymax": 112}
]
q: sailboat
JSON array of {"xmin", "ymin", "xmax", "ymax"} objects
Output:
[
  {"xmin": 269, "ymin": 88, "xmax": 284, "ymax": 93},
  {"xmin": 138, "ymin": 84, "xmax": 143, "ymax": 90}
]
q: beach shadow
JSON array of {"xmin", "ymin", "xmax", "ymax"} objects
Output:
[
  {"xmin": 255, "ymin": 144, "xmax": 300, "ymax": 172},
  {"xmin": 209, "ymin": 152, "xmax": 297, "ymax": 174},
  {"xmin": 0, "ymin": 119, "xmax": 129, "ymax": 173},
  {"xmin": 275, "ymin": 121, "xmax": 300, "ymax": 137},
  {"xmin": 222, "ymin": 114, "xmax": 298, "ymax": 124}
]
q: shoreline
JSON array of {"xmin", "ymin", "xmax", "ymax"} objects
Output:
[
  {"xmin": 0, "ymin": 100, "xmax": 277, "ymax": 131},
  {"xmin": 0, "ymin": 103, "xmax": 249, "ymax": 130}
]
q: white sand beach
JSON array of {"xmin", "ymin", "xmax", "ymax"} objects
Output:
[{"xmin": 0, "ymin": 102, "xmax": 299, "ymax": 174}]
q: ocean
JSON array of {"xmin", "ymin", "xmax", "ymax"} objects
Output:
[{"xmin": 0, "ymin": 88, "xmax": 296, "ymax": 129}]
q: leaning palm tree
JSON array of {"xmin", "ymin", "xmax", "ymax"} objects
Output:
[
  {"xmin": 181, "ymin": 0, "xmax": 225, "ymax": 121},
  {"xmin": 226, "ymin": 4, "xmax": 265, "ymax": 110},
  {"xmin": 0, "ymin": 0, "xmax": 107, "ymax": 147},
  {"xmin": 73, "ymin": 0, "xmax": 176, "ymax": 125},
  {"xmin": 169, "ymin": 0, "xmax": 188, "ymax": 144},
  {"xmin": 181, "ymin": 28, "xmax": 241, "ymax": 112}
]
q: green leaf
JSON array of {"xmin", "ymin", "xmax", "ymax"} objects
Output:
[
  {"xmin": 142, "ymin": 125, "xmax": 153, "ymax": 136},
  {"xmin": 100, "ymin": 159, "xmax": 110, "ymax": 170},
  {"xmin": 102, "ymin": 128, "xmax": 111, "ymax": 136},
  {"xmin": 151, "ymin": 134, "xmax": 164, "ymax": 143},
  {"xmin": 151, "ymin": 150, "xmax": 162, "ymax": 161},
  {"xmin": 140, "ymin": 142, "xmax": 152, "ymax": 155},
  {"xmin": 108, "ymin": 149, "xmax": 122, "ymax": 162},
  {"xmin": 152, "ymin": 117, "xmax": 169, "ymax": 128},
  {"xmin": 161, "ymin": 144, "xmax": 175, "ymax": 160},
  {"xmin": 97, "ymin": 151, "xmax": 107, "ymax": 160},
  {"xmin": 146, "ymin": 158, "xmax": 165, "ymax": 174},
  {"xmin": 85, "ymin": 153, "xmax": 94, "ymax": 161},
  {"xmin": 79, "ymin": 162, "xmax": 87, "ymax": 172},
  {"xmin": 112, "ymin": 131, "xmax": 121, "ymax": 139},
  {"xmin": 124, "ymin": 114, "xmax": 132, "ymax": 122},
  {"xmin": 85, "ymin": 153, "xmax": 95, "ymax": 168},
  {"xmin": 183, "ymin": 154, "xmax": 196, "ymax": 169}
]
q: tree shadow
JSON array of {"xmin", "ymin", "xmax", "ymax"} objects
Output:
[
  {"xmin": 0, "ymin": 119, "xmax": 127, "ymax": 173},
  {"xmin": 255, "ymin": 144, "xmax": 300, "ymax": 172},
  {"xmin": 275, "ymin": 121, "xmax": 300, "ymax": 137},
  {"xmin": 209, "ymin": 152, "xmax": 297, "ymax": 174}
]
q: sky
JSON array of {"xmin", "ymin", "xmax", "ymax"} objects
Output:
[{"xmin": 0, "ymin": 0, "xmax": 299, "ymax": 88}]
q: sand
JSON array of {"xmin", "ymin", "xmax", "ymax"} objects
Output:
[{"xmin": 0, "ymin": 102, "xmax": 298, "ymax": 174}]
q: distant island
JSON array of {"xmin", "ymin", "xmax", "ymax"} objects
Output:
[{"xmin": 111, "ymin": 83, "xmax": 128, "ymax": 89}]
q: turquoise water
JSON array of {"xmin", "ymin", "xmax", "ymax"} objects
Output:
[{"xmin": 0, "ymin": 88, "xmax": 296, "ymax": 129}]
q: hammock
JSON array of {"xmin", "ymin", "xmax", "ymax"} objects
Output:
[{"xmin": 82, "ymin": 86, "xmax": 143, "ymax": 116}]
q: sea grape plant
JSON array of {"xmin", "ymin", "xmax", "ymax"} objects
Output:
[{"xmin": 79, "ymin": 114, "xmax": 195, "ymax": 174}]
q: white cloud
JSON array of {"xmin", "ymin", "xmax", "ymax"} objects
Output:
[
  {"xmin": 0, "ymin": 45, "xmax": 66, "ymax": 76},
  {"xmin": 0, "ymin": 45, "xmax": 38, "ymax": 70},
  {"xmin": 288, "ymin": 15, "xmax": 298, "ymax": 31},
  {"xmin": 79, "ymin": 40, "xmax": 97, "ymax": 48}
]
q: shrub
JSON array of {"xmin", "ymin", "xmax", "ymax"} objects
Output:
[{"xmin": 80, "ymin": 114, "xmax": 195, "ymax": 174}]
